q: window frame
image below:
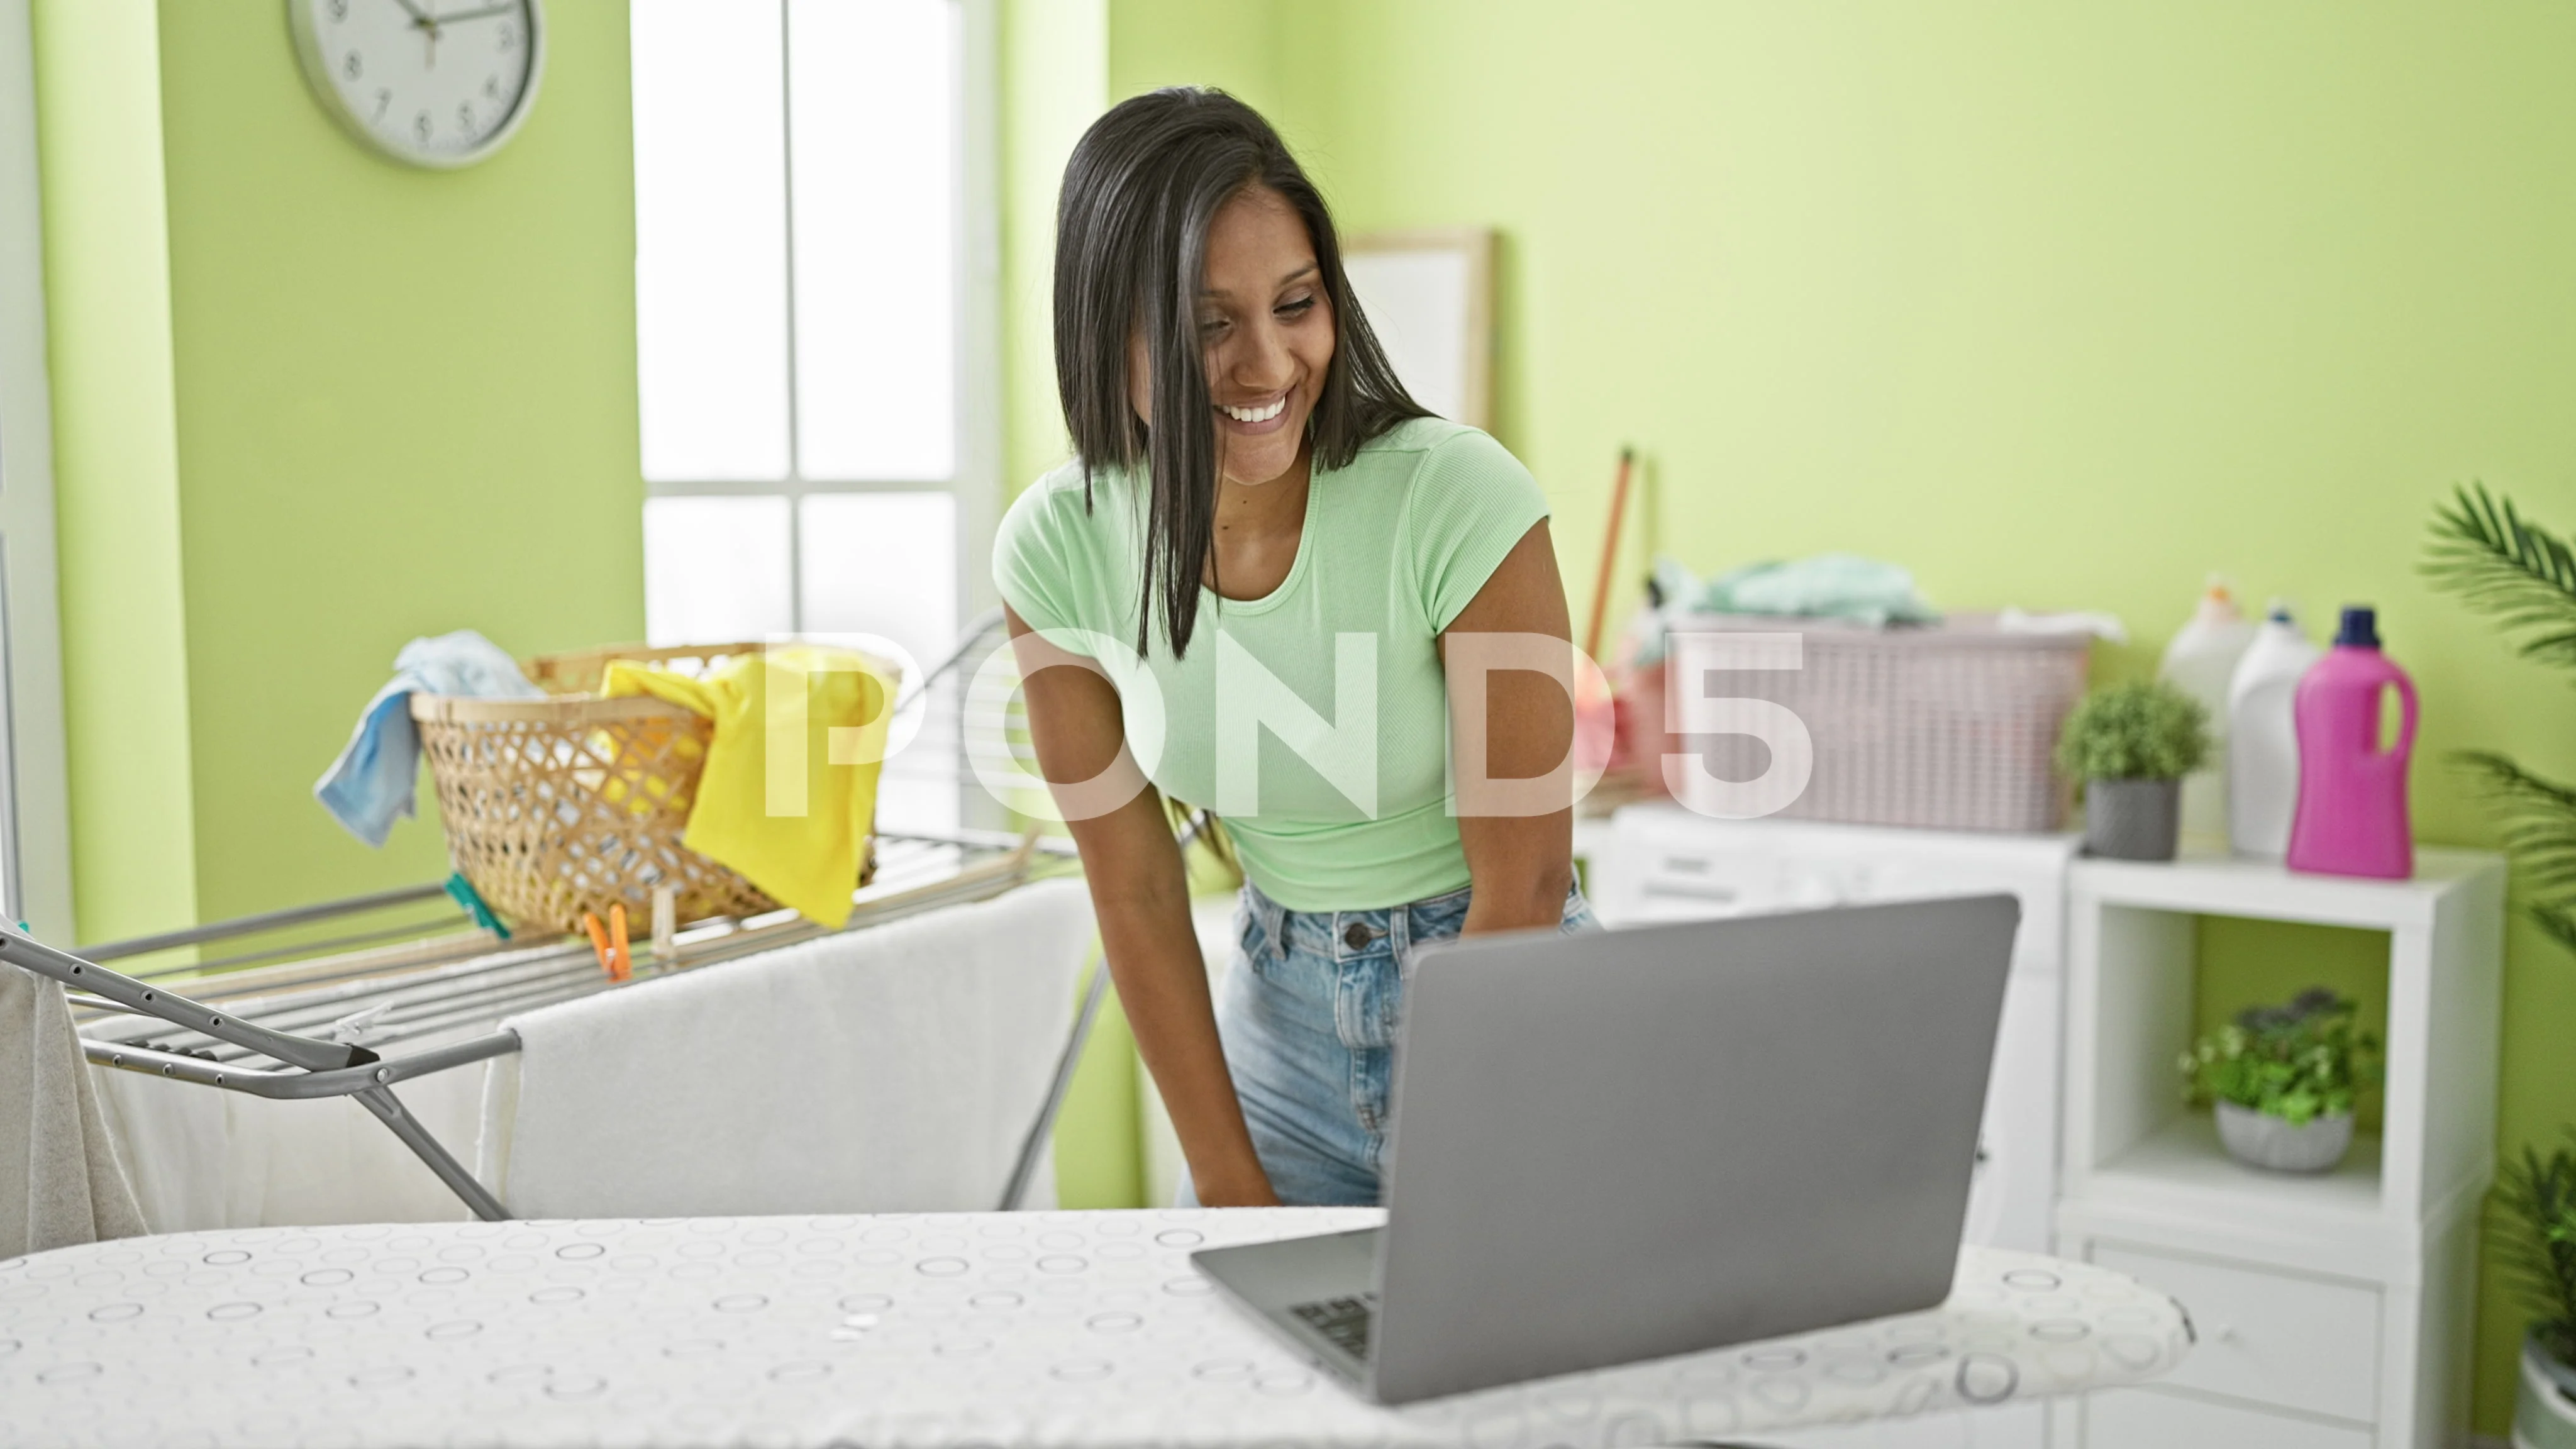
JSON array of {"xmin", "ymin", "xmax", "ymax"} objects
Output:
[{"xmin": 0, "ymin": 0, "xmax": 77, "ymax": 937}]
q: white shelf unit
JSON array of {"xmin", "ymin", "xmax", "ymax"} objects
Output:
[{"xmin": 2052, "ymin": 848, "xmax": 2506, "ymax": 1448}]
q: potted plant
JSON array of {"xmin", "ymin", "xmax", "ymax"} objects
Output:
[
  {"xmin": 2179, "ymin": 987, "xmax": 2382, "ymax": 1173},
  {"xmin": 2496, "ymin": 1130, "xmax": 2576, "ymax": 1449},
  {"xmin": 2424, "ymin": 485, "xmax": 2576, "ymax": 950},
  {"xmin": 2057, "ymin": 680, "xmax": 2211, "ymax": 860}
]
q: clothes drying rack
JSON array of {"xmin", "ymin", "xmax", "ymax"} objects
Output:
[{"xmin": 0, "ymin": 611, "xmax": 1163, "ymax": 1224}]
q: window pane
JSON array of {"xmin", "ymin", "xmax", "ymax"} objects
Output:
[
  {"xmin": 632, "ymin": 0, "xmax": 790, "ymax": 482},
  {"xmin": 787, "ymin": 0, "xmax": 959, "ymax": 482},
  {"xmin": 799, "ymin": 492, "xmax": 958, "ymax": 831},
  {"xmin": 797, "ymin": 491, "xmax": 957, "ymax": 692},
  {"xmin": 644, "ymin": 496, "xmax": 794, "ymax": 646}
]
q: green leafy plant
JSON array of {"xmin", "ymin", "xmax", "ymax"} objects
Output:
[
  {"xmin": 2423, "ymin": 483, "xmax": 2576, "ymax": 952},
  {"xmin": 2056, "ymin": 679, "xmax": 2211, "ymax": 782},
  {"xmin": 2492, "ymin": 1129, "xmax": 2576, "ymax": 1368},
  {"xmin": 2179, "ymin": 987, "xmax": 2382, "ymax": 1126}
]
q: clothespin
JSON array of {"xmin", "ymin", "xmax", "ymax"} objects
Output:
[
  {"xmin": 582, "ymin": 906, "xmax": 632, "ymax": 982},
  {"xmin": 444, "ymin": 872, "xmax": 512, "ymax": 940},
  {"xmin": 650, "ymin": 887, "xmax": 677, "ymax": 971}
]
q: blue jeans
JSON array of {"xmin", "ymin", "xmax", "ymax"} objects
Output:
[{"xmin": 1181, "ymin": 879, "xmax": 1599, "ymax": 1208}]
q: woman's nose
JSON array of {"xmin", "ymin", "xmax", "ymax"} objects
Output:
[{"xmin": 1226, "ymin": 318, "xmax": 1294, "ymax": 391}]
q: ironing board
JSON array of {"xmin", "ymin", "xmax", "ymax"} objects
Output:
[{"xmin": 0, "ymin": 1208, "xmax": 2190, "ymax": 1448}]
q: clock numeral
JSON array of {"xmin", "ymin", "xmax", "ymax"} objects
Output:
[
  {"xmin": 482, "ymin": 75, "xmax": 501, "ymax": 100},
  {"xmin": 326, "ymin": 0, "xmax": 347, "ymax": 21},
  {"xmin": 415, "ymin": 110, "xmax": 433, "ymax": 143},
  {"xmin": 458, "ymin": 103, "xmax": 476, "ymax": 135},
  {"xmin": 342, "ymin": 50, "xmax": 362, "ymax": 80},
  {"xmin": 497, "ymin": 22, "xmax": 518, "ymax": 51},
  {"xmin": 373, "ymin": 88, "xmax": 391, "ymax": 120}
]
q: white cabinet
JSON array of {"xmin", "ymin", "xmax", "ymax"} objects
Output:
[
  {"xmin": 2053, "ymin": 849, "xmax": 2504, "ymax": 1448},
  {"xmin": 2074, "ymin": 1386, "xmax": 2375, "ymax": 1449},
  {"xmin": 2087, "ymin": 1242, "xmax": 2379, "ymax": 1422}
]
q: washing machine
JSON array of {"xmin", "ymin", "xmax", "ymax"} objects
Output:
[{"xmin": 1585, "ymin": 803, "xmax": 2077, "ymax": 1448}]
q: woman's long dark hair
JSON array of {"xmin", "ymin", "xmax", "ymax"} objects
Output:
[{"xmin": 1055, "ymin": 88, "xmax": 1426, "ymax": 660}]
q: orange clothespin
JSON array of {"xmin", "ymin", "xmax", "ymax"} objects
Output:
[{"xmin": 582, "ymin": 906, "xmax": 633, "ymax": 982}]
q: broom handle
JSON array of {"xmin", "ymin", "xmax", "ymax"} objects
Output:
[{"xmin": 1582, "ymin": 447, "xmax": 1636, "ymax": 661}]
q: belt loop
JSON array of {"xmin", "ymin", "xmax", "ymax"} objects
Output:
[{"xmin": 1260, "ymin": 888, "xmax": 1287, "ymax": 962}]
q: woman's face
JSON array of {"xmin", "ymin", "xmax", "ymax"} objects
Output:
[{"xmin": 1128, "ymin": 184, "xmax": 1335, "ymax": 488}]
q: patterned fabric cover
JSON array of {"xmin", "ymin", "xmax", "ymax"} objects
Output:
[{"xmin": 0, "ymin": 1208, "xmax": 2189, "ymax": 1448}]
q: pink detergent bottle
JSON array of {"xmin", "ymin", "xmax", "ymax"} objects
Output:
[{"xmin": 2285, "ymin": 606, "xmax": 2417, "ymax": 879}]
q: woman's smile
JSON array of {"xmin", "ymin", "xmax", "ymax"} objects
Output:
[{"xmin": 1218, "ymin": 390, "xmax": 1294, "ymax": 432}]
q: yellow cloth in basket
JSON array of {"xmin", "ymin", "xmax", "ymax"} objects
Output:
[{"xmin": 602, "ymin": 645, "xmax": 898, "ymax": 929}]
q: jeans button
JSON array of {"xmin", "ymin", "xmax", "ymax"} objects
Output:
[{"xmin": 1343, "ymin": 922, "xmax": 1372, "ymax": 950}]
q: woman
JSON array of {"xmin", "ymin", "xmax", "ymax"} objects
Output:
[{"xmin": 994, "ymin": 89, "xmax": 1592, "ymax": 1209}]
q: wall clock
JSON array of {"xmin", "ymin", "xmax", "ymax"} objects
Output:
[{"xmin": 287, "ymin": 0, "xmax": 545, "ymax": 169}]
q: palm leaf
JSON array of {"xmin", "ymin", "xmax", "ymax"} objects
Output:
[
  {"xmin": 2456, "ymin": 751, "xmax": 2576, "ymax": 941},
  {"xmin": 2538, "ymin": 906, "xmax": 2576, "ymax": 955},
  {"xmin": 2489, "ymin": 1131, "xmax": 2576, "ymax": 1363},
  {"xmin": 2423, "ymin": 484, "xmax": 2576, "ymax": 671}
]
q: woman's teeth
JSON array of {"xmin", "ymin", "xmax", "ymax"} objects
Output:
[{"xmin": 1221, "ymin": 397, "xmax": 1286, "ymax": 424}]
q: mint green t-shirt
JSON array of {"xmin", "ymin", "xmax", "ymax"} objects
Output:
[{"xmin": 992, "ymin": 418, "xmax": 1551, "ymax": 911}]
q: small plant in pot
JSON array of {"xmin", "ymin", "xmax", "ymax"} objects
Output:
[
  {"xmin": 2179, "ymin": 987, "xmax": 2381, "ymax": 1174},
  {"xmin": 2495, "ymin": 1129, "xmax": 2576, "ymax": 1448},
  {"xmin": 2057, "ymin": 680, "xmax": 2211, "ymax": 861}
]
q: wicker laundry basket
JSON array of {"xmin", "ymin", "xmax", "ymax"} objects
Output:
[
  {"xmin": 1655, "ymin": 613, "xmax": 2092, "ymax": 833},
  {"xmin": 413, "ymin": 642, "xmax": 849, "ymax": 935}
]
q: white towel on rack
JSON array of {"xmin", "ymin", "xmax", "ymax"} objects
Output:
[
  {"xmin": 475, "ymin": 879, "xmax": 1096, "ymax": 1218},
  {"xmin": 1, "ymin": 963, "xmax": 147, "ymax": 1257},
  {"xmin": 94, "ymin": 1024, "xmax": 496, "ymax": 1232}
]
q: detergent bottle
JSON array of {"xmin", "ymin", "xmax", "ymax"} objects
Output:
[
  {"xmin": 2159, "ymin": 577, "xmax": 2257, "ymax": 845},
  {"xmin": 2285, "ymin": 607, "xmax": 2417, "ymax": 879},
  {"xmin": 2226, "ymin": 602, "xmax": 2321, "ymax": 858}
]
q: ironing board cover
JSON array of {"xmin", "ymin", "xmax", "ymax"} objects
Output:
[{"xmin": 0, "ymin": 1208, "xmax": 2189, "ymax": 1448}]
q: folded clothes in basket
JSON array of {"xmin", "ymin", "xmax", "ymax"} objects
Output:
[
  {"xmin": 1698, "ymin": 553, "xmax": 1941, "ymax": 628},
  {"xmin": 314, "ymin": 631, "xmax": 545, "ymax": 847},
  {"xmin": 602, "ymin": 645, "xmax": 898, "ymax": 928}
]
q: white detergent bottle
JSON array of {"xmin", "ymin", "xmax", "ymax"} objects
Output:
[
  {"xmin": 2159, "ymin": 577, "xmax": 2257, "ymax": 846},
  {"xmin": 2226, "ymin": 601, "xmax": 2321, "ymax": 858}
]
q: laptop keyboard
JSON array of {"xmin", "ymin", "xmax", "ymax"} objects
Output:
[{"xmin": 1289, "ymin": 1293, "xmax": 1377, "ymax": 1361}]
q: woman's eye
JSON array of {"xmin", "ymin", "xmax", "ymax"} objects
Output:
[
  {"xmin": 1277, "ymin": 296, "xmax": 1316, "ymax": 318},
  {"xmin": 1198, "ymin": 317, "xmax": 1228, "ymax": 337}
]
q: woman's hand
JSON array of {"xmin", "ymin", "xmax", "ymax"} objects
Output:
[
  {"xmin": 1004, "ymin": 607, "xmax": 1280, "ymax": 1205},
  {"xmin": 1439, "ymin": 522, "xmax": 1579, "ymax": 935}
]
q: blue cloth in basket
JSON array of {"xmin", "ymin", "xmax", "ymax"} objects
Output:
[{"xmin": 314, "ymin": 631, "xmax": 545, "ymax": 848}]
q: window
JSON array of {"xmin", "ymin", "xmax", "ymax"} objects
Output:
[{"xmin": 631, "ymin": 0, "xmax": 994, "ymax": 833}]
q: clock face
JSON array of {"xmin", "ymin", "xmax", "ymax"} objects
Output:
[{"xmin": 289, "ymin": 0, "xmax": 544, "ymax": 167}]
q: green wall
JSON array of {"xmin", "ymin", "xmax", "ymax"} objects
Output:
[
  {"xmin": 35, "ymin": 1, "xmax": 646, "ymax": 942},
  {"xmin": 1104, "ymin": 1, "xmax": 2573, "ymax": 1429},
  {"xmin": 157, "ymin": 1, "xmax": 645, "ymax": 929}
]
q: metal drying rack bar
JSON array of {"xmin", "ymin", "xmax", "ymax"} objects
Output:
[{"xmin": 0, "ymin": 612, "xmax": 1159, "ymax": 1224}]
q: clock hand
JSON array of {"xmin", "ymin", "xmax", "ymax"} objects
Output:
[
  {"xmin": 385, "ymin": 0, "xmax": 430, "ymax": 25},
  {"xmin": 435, "ymin": 3, "xmax": 517, "ymax": 21}
]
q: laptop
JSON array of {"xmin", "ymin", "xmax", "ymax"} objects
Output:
[{"xmin": 1191, "ymin": 893, "xmax": 2020, "ymax": 1404}]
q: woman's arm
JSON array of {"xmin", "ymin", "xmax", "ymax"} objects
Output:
[
  {"xmin": 1003, "ymin": 606, "xmax": 1280, "ymax": 1206},
  {"xmin": 1438, "ymin": 521, "xmax": 1579, "ymax": 935}
]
